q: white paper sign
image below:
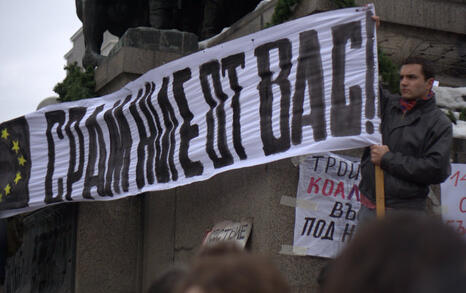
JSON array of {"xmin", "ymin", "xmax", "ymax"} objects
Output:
[
  {"xmin": 441, "ymin": 163, "xmax": 466, "ymax": 237},
  {"xmin": 293, "ymin": 153, "xmax": 361, "ymax": 258},
  {"xmin": 0, "ymin": 6, "xmax": 379, "ymax": 217}
]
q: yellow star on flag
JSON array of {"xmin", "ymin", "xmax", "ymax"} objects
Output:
[
  {"xmin": 18, "ymin": 155, "xmax": 27, "ymax": 166},
  {"xmin": 14, "ymin": 172, "xmax": 22, "ymax": 184},
  {"xmin": 4, "ymin": 184, "xmax": 11, "ymax": 196},
  {"xmin": 12, "ymin": 140, "xmax": 20, "ymax": 154},
  {"xmin": 1, "ymin": 128, "xmax": 9, "ymax": 140}
]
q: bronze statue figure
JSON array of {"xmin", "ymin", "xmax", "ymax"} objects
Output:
[
  {"xmin": 76, "ymin": 0, "xmax": 149, "ymax": 68},
  {"xmin": 76, "ymin": 0, "xmax": 262, "ymax": 69}
]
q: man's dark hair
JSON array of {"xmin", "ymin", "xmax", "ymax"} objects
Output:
[
  {"xmin": 322, "ymin": 214, "xmax": 466, "ymax": 293},
  {"xmin": 148, "ymin": 265, "xmax": 188, "ymax": 293},
  {"xmin": 402, "ymin": 57, "xmax": 435, "ymax": 80},
  {"xmin": 196, "ymin": 241, "xmax": 244, "ymax": 258},
  {"xmin": 176, "ymin": 245, "xmax": 290, "ymax": 293}
]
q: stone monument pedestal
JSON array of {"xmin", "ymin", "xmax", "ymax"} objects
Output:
[
  {"xmin": 74, "ymin": 28, "xmax": 198, "ymax": 293},
  {"xmin": 94, "ymin": 27, "xmax": 199, "ymax": 95}
]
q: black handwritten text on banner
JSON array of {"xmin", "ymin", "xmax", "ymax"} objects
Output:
[{"xmin": 0, "ymin": 6, "xmax": 380, "ymax": 217}]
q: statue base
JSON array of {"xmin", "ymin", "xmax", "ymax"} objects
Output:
[
  {"xmin": 74, "ymin": 27, "xmax": 198, "ymax": 293},
  {"xmin": 95, "ymin": 27, "xmax": 199, "ymax": 96}
]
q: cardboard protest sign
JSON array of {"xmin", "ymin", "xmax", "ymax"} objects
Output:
[{"xmin": 203, "ymin": 219, "xmax": 252, "ymax": 248}]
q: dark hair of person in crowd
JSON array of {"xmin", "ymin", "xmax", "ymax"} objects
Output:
[
  {"xmin": 148, "ymin": 265, "xmax": 188, "ymax": 293},
  {"xmin": 195, "ymin": 241, "xmax": 244, "ymax": 258},
  {"xmin": 321, "ymin": 213, "xmax": 466, "ymax": 293},
  {"xmin": 402, "ymin": 56, "xmax": 435, "ymax": 80},
  {"xmin": 176, "ymin": 242, "xmax": 290, "ymax": 293}
]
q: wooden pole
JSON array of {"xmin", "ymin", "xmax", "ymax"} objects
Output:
[{"xmin": 375, "ymin": 165, "xmax": 385, "ymax": 218}]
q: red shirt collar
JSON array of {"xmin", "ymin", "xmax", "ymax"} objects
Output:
[{"xmin": 399, "ymin": 90, "xmax": 433, "ymax": 113}]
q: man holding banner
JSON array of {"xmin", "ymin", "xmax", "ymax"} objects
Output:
[{"xmin": 358, "ymin": 57, "xmax": 452, "ymax": 220}]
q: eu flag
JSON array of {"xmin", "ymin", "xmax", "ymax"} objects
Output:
[{"xmin": 0, "ymin": 116, "xmax": 30, "ymax": 210}]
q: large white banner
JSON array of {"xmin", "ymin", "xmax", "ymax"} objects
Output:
[
  {"xmin": 293, "ymin": 153, "xmax": 361, "ymax": 258},
  {"xmin": 441, "ymin": 163, "xmax": 466, "ymax": 237},
  {"xmin": 0, "ymin": 6, "xmax": 380, "ymax": 217}
]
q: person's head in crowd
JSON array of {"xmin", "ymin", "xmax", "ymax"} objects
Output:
[
  {"xmin": 148, "ymin": 265, "xmax": 188, "ymax": 293},
  {"xmin": 176, "ymin": 242, "xmax": 290, "ymax": 293},
  {"xmin": 322, "ymin": 213, "xmax": 466, "ymax": 293},
  {"xmin": 195, "ymin": 241, "xmax": 244, "ymax": 258}
]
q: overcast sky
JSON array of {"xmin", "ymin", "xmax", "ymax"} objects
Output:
[{"xmin": 0, "ymin": 1, "xmax": 81, "ymax": 123}]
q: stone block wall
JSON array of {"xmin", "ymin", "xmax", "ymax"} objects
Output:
[
  {"xmin": 356, "ymin": 0, "xmax": 465, "ymax": 35},
  {"xmin": 95, "ymin": 28, "xmax": 198, "ymax": 96},
  {"xmin": 75, "ymin": 198, "xmax": 143, "ymax": 293},
  {"xmin": 142, "ymin": 159, "xmax": 329, "ymax": 293},
  {"xmin": 5, "ymin": 205, "xmax": 77, "ymax": 293}
]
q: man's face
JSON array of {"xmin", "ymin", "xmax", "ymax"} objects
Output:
[{"xmin": 399, "ymin": 64, "xmax": 433, "ymax": 100}]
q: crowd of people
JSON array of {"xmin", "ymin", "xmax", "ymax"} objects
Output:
[{"xmin": 148, "ymin": 213, "xmax": 465, "ymax": 293}]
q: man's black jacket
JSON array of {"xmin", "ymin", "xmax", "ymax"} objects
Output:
[{"xmin": 359, "ymin": 88, "xmax": 452, "ymax": 210}]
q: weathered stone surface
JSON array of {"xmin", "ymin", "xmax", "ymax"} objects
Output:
[
  {"xmin": 356, "ymin": 0, "xmax": 466, "ymax": 35},
  {"xmin": 75, "ymin": 197, "xmax": 143, "ymax": 293},
  {"xmin": 142, "ymin": 159, "xmax": 328, "ymax": 293},
  {"xmin": 95, "ymin": 28, "xmax": 199, "ymax": 95},
  {"xmin": 6, "ymin": 205, "xmax": 76, "ymax": 292},
  {"xmin": 377, "ymin": 24, "xmax": 466, "ymax": 87},
  {"xmin": 294, "ymin": 0, "xmax": 339, "ymax": 18},
  {"xmin": 142, "ymin": 190, "xmax": 177, "ymax": 292},
  {"xmin": 110, "ymin": 28, "xmax": 199, "ymax": 56}
]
